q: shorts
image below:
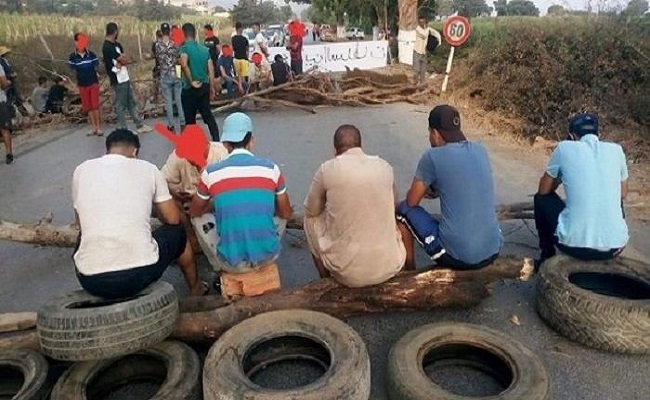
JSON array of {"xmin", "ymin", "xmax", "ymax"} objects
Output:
[
  {"xmin": 234, "ymin": 58, "xmax": 249, "ymax": 78},
  {"xmin": 0, "ymin": 101, "xmax": 12, "ymax": 131},
  {"xmin": 194, "ymin": 215, "xmax": 286, "ymax": 274},
  {"xmin": 75, "ymin": 224, "xmax": 187, "ymax": 299},
  {"xmin": 396, "ymin": 201, "xmax": 498, "ymax": 270},
  {"xmin": 79, "ymin": 83, "xmax": 100, "ymax": 113}
]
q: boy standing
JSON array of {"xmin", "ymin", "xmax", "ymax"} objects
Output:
[{"xmin": 69, "ymin": 33, "xmax": 102, "ymax": 136}]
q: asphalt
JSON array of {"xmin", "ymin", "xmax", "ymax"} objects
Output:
[{"xmin": 1, "ymin": 104, "xmax": 649, "ymax": 400}]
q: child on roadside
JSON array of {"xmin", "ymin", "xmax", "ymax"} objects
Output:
[
  {"xmin": 45, "ymin": 77, "xmax": 68, "ymax": 114},
  {"xmin": 31, "ymin": 76, "xmax": 49, "ymax": 113}
]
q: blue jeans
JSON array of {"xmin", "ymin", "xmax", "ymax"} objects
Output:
[
  {"xmin": 160, "ymin": 75, "xmax": 185, "ymax": 132},
  {"xmin": 113, "ymin": 82, "xmax": 143, "ymax": 130},
  {"xmin": 222, "ymin": 75, "xmax": 237, "ymax": 99}
]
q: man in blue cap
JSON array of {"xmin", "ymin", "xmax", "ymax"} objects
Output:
[
  {"xmin": 534, "ymin": 113, "xmax": 629, "ymax": 267},
  {"xmin": 189, "ymin": 112, "xmax": 293, "ymax": 274}
]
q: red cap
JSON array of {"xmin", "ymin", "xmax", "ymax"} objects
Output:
[
  {"xmin": 251, "ymin": 52, "xmax": 263, "ymax": 65},
  {"xmin": 155, "ymin": 124, "xmax": 209, "ymax": 169}
]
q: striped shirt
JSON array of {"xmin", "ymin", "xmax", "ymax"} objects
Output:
[
  {"xmin": 68, "ymin": 50, "xmax": 99, "ymax": 87},
  {"xmin": 197, "ymin": 149, "xmax": 286, "ymax": 267}
]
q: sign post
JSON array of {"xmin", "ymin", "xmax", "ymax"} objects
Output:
[{"xmin": 441, "ymin": 16, "xmax": 471, "ymax": 93}]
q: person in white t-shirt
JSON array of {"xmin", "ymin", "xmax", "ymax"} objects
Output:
[
  {"xmin": 72, "ymin": 129, "xmax": 205, "ymax": 298},
  {"xmin": 252, "ymin": 22, "xmax": 269, "ymax": 58},
  {"xmin": 413, "ymin": 16, "xmax": 441, "ymax": 85}
]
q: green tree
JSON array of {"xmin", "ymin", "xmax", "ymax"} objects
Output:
[
  {"xmin": 547, "ymin": 4, "xmax": 566, "ymax": 15},
  {"xmin": 623, "ymin": 0, "xmax": 649, "ymax": 16},
  {"xmin": 452, "ymin": 0, "xmax": 490, "ymax": 17},
  {"xmin": 437, "ymin": 0, "xmax": 454, "ymax": 16},
  {"xmin": 505, "ymin": 0, "xmax": 539, "ymax": 16},
  {"xmin": 231, "ymin": 0, "xmax": 287, "ymax": 25},
  {"xmin": 494, "ymin": 0, "xmax": 508, "ymax": 15}
]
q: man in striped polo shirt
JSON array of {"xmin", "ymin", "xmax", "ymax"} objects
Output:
[{"xmin": 189, "ymin": 112, "xmax": 293, "ymax": 273}]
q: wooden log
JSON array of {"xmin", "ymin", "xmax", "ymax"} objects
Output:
[
  {"xmin": 174, "ymin": 256, "xmax": 533, "ymax": 343},
  {"xmin": 0, "ymin": 312, "xmax": 37, "ymax": 333},
  {"xmin": 0, "ymin": 202, "xmax": 534, "ymax": 248},
  {"xmin": 0, "ymin": 257, "xmax": 533, "ymax": 351}
]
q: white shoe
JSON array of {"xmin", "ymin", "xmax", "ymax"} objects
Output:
[{"xmin": 136, "ymin": 125, "xmax": 153, "ymax": 134}]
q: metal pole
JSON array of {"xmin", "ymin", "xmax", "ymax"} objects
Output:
[{"xmin": 441, "ymin": 45, "xmax": 455, "ymax": 93}]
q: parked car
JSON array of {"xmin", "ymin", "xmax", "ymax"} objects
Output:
[
  {"xmin": 345, "ymin": 27, "xmax": 365, "ymax": 40},
  {"xmin": 242, "ymin": 28, "xmax": 256, "ymax": 48},
  {"xmin": 264, "ymin": 24, "xmax": 286, "ymax": 47}
]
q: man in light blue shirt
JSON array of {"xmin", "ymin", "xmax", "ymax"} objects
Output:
[
  {"xmin": 534, "ymin": 113, "xmax": 628, "ymax": 266},
  {"xmin": 397, "ymin": 105, "xmax": 503, "ymax": 270}
]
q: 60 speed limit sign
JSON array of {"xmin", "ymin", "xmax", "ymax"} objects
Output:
[{"xmin": 443, "ymin": 16, "xmax": 471, "ymax": 47}]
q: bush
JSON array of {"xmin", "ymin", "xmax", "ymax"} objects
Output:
[{"xmin": 455, "ymin": 16, "xmax": 650, "ymax": 140}]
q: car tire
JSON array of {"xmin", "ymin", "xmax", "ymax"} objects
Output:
[
  {"xmin": 37, "ymin": 281, "xmax": 179, "ymax": 361},
  {"xmin": 387, "ymin": 322, "xmax": 549, "ymax": 400},
  {"xmin": 537, "ymin": 255, "xmax": 650, "ymax": 354},
  {"xmin": 50, "ymin": 340, "xmax": 200, "ymax": 400},
  {"xmin": 0, "ymin": 349, "xmax": 50, "ymax": 400},
  {"xmin": 203, "ymin": 309, "xmax": 370, "ymax": 400}
]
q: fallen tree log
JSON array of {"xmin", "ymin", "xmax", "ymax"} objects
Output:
[
  {"xmin": 0, "ymin": 202, "xmax": 534, "ymax": 248},
  {"xmin": 0, "ymin": 256, "xmax": 533, "ymax": 351}
]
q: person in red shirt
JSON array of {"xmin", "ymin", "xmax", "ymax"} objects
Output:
[{"xmin": 287, "ymin": 20, "xmax": 305, "ymax": 76}]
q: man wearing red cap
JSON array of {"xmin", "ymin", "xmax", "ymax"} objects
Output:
[
  {"xmin": 287, "ymin": 20, "xmax": 304, "ymax": 76},
  {"xmin": 69, "ymin": 32, "xmax": 102, "ymax": 136},
  {"xmin": 159, "ymin": 125, "xmax": 228, "ymax": 270},
  {"xmin": 396, "ymin": 105, "xmax": 503, "ymax": 270},
  {"xmin": 249, "ymin": 52, "xmax": 272, "ymax": 91},
  {"xmin": 217, "ymin": 45, "xmax": 242, "ymax": 98}
]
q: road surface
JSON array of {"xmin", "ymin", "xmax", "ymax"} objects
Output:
[{"xmin": 1, "ymin": 103, "xmax": 648, "ymax": 399}]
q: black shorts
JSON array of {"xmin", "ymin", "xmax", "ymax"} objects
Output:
[
  {"xmin": 0, "ymin": 101, "xmax": 12, "ymax": 131},
  {"xmin": 75, "ymin": 224, "xmax": 187, "ymax": 299}
]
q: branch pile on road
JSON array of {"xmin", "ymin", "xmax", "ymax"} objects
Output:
[
  {"xmin": 212, "ymin": 69, "xmax": 440, "ymax": 115},
  {"xmin": 15, "ymin": 69, "xmax": 438, "ymax": 130}
]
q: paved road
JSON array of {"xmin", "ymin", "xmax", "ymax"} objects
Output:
[{"xmin": 1, "ymin": 104, "xmax": 649, "ymax": 399}]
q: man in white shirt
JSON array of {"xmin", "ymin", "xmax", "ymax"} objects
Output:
[
  {"xmin": 252, "ymin": 22, "xmax": 269, "ymax": 58},
  {"xmin": 413, "ymin": 17, "xmax": 441, "ymax": 85},
  {"xmin": 72, "ymin": 129, "xmax": 204, "ymax": 298}
]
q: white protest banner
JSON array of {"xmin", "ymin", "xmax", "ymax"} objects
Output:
[{"xmin": 268, "ymin": 40, "xmax": 389, "ymax": 72}]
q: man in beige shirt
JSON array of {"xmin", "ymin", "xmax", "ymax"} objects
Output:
[
  {"xmin": 161, "ymin": 135, "xmax": 228, "ymax": 269},
  {"xmin": 303, "ymin": 125, "xmax": 406, "ymax": 287},
  {"xmin": 413, "ymin": 17, "xmax": 441, "ymax": 85}
]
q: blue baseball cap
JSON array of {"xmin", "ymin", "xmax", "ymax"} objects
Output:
[
  {"xmin": 221, "ymin": 112, "xmax": 253, "ymax": 143},
  {"xmin": 569, "ymin": 113, "xmax": 599, "ymax": 137}
]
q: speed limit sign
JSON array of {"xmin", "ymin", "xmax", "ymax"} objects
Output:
[{"xmin": 443, "ymin": 16, "xmax": 471, "ymax": 47}]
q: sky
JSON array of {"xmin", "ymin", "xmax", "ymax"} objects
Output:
[{"xmin": 209, "ymin": 0, "xmax": 631, "ymax": 16}]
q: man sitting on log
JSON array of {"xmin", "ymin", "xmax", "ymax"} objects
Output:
[
  {"xmin": 534, "ymin": 113, "xmax": 628, "ymax": 267},
  {"xmin": 396, "ymin": 105, "xmax": 503, "ymax": 270},
  {"xmin": 303, "ymin": 125, "xmax": 407, "ymax": 287},
  {"xmin": 160, "ymin": 125, "xmax": 228, "ymax": 271},
  {"xmin": 189, "ymin": 113, "xmax": 293, "ymax": 292},
  {"xmin": 72, "ymin": 129, "xmax": 206, "ymax": 298}
]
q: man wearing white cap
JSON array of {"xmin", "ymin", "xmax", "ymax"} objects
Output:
[{"xmin": 189, "ymin": 112, "xmax": 293, "ymax": 273}]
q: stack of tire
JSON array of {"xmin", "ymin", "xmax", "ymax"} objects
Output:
[{"xmin": 9, "ymin": 281, "xmax": 201, "ymax": 400}]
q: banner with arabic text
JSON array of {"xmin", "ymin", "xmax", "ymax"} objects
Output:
[{"xmin": 268, "ymin": 40, "xmax": 389, "ymax": 73}]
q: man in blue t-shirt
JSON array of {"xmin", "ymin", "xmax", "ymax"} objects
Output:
[
  {"xmin": 534, "ymin": 113, "xmax": 628, "ymax": 267},
  {"xmin": 396, "ymin": 105, "xmax": 503, "ymax": 270}
]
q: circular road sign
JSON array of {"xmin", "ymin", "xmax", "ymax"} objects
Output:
[{"xmin": 443, "ymin": 16, "xmax": 471, "ymax": 47}]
